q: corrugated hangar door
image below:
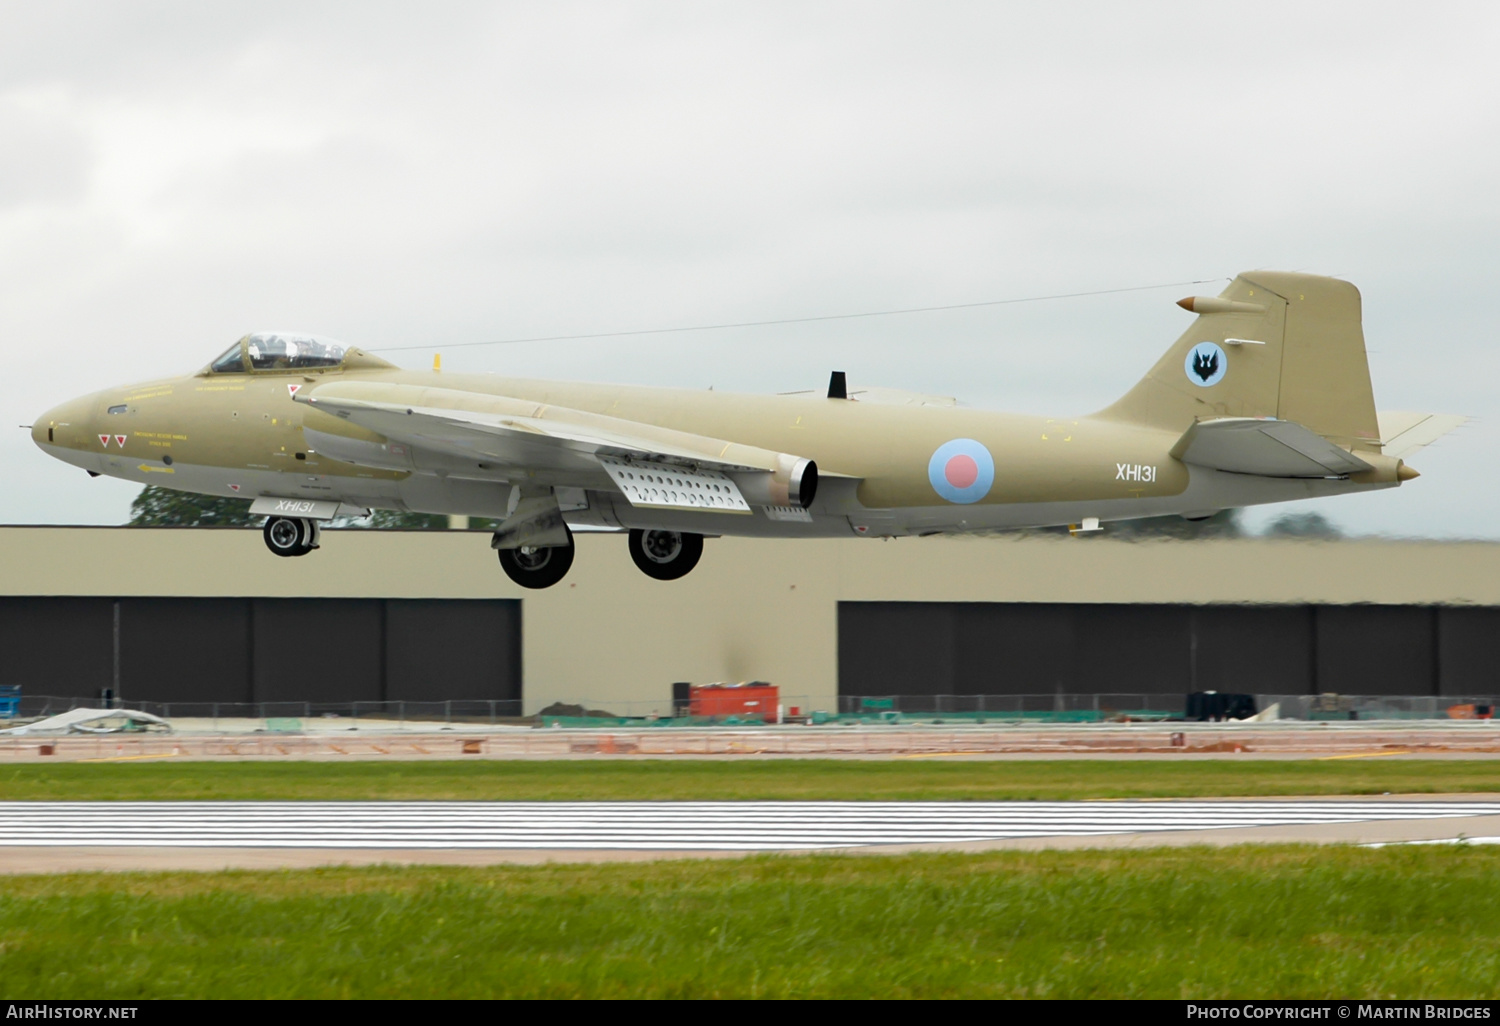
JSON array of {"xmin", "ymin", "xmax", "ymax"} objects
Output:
[
  {"xmin": 837, "ymin": 602, "xmax": 1472, "ymax": 698},
  {"xmin": 384, "ymin": 599, "xmax": 522, "ymax": 702},
  {"xmin": 0, "ymin": 596, "xmax": 522, "ymax": 705},
  {"xmin": 251, "ymin": 599, "xmax": 384, "ymax": 704},
  {"xmin": 0, "ymin": 597, "xmax": 115, "ymax": 700},
  {"xmin": 840, "ymin": 602, "xmax": 1204, "ymax": 697},
  {"xmin": 119, "ymin": 598, "xmax": 251, "ymax": 703}
]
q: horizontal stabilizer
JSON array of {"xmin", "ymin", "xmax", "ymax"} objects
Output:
[
  {"xmin": 1377, "ymin": 411, "xmax": 1467, "ymax": 460},
  {"xmin": 1171, "ymin": 418, "xmax": 1373, "ymax": 478}
]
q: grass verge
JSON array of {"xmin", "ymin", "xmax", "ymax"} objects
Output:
[
  {"xmin": 0, "ymin": 758, "xmax": 1497, "ymax": 801},
  {"xmin": 1, "ymin": 846, "xmax": 1498, "ymax": 998}
]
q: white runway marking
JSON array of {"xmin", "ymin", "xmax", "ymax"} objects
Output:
[
  {"xmin": 1, "ymin": 801, "xmax": 1498, "ymax": 850},
  {"xmin": 1366, "ymin": 836, "xmax": 1500, "ymax": 847}
]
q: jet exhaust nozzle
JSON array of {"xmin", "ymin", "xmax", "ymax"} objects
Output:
[
  {"xmin": 786, "ymin": 457, "xmax": 818, "ymax": 509},
  {"xmin": 730, "ymin": 456, "xmax": 818, "ymax": 509}
]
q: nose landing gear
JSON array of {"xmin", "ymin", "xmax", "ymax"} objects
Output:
[{"xmin": 263, "ymin": 515, "xmax": 319, "ymax": 557}]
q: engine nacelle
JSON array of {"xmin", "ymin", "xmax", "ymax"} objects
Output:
[{"xmin": 730, "ymin": 456, "xmax": 818, "ymax": 509}]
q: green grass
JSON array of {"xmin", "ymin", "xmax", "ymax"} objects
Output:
[
  {"xmin": 2, "ymin": 846, "xmax": 1499, "ymax": 998},
  {"xmin": 1, "ymin": 758, "xmax": 1498, "ymax": 802}
]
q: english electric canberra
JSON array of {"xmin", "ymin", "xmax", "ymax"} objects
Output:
[{"xmin": 33, "ymin": 271, "xmax": 1460, "ymax": 588}]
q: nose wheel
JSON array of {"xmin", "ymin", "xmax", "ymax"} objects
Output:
[
  {"xmin": 628, "ymin": 529, "xmax": 703, "ymax": 580},
  {"xmin": 263, "ymin": 515, "xmax": 319, "ymax": 557}
]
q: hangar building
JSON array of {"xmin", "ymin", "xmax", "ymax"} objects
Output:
[{"xmin": 1, "ymin": 527, "xmax": 1498, "ymax": 715}]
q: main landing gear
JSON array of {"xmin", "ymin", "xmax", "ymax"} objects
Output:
[
  {"xmin": 494, "ymin": 526, "xmax": 706, "ymax": 589},
  {"xmin": 497, "ymin": 524, "xmax": 576, "ymax": 589},
  {"xmin": 628, "ymin": 529, "xmax": 703, "ymax": 581},
  {"xmin": 263, "ymin": 516, "xmax": 320, "ymax": 557},
  {"xmin": 261, "ymin": 516, "xmax": 706, "ymax": 586}
]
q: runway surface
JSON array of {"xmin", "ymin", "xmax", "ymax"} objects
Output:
[{"xmin": 3, "ymin": 800, "xmax": 1500, "ymax": 852}]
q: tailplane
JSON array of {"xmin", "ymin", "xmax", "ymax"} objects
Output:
[
  {"xmin": 1376, "ymin": 411, "xmax": 1467, "ymax": 460},
  {"xmin": 1098, "ymin": 271, "xmax": 1382, "ymax": 452}
]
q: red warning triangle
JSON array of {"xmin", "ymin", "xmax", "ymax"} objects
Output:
[
  {"xmin": 287, "ymin": 384, "xmax": 301, "ymax": 396},
  {"xmin": 229, "ymin": 484, "xmax": 240, "ymax": 492},
  {"xmin": 98, "ymin": 434, "xmax": 110, "ymax": 447},
  {"xmin": 114, "ymin": 435, "xmax": 127, "ymax": 447}
]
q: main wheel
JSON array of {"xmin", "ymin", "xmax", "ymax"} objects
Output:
[
  {"xmin": 263, "ymin": 516, "xmax": 315, "ymax": 557},
  {"xmin": 628, "ymin": 529, "xmax": 703, "ymax": 581},
  {"xmin": 497, "ymin": 533, "xmax": 575, "ymax": 589}
]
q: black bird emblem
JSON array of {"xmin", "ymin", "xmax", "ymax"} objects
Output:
[{"xmin": 1192, "ymin": 348, "xmax": 1220, "ymax": 382}]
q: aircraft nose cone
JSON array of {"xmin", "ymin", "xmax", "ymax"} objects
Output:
[{"xmin": 33, "ymin": 396, "xmax": 95, "ymax": 450}]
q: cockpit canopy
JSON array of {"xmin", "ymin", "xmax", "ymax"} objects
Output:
[{"xmin": 210, "ymin": 333, "xmax": 349, "ymax": 374}]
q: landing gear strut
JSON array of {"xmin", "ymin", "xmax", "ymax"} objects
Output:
[
  {"xmin": 263, "ymin": 516, "xmax": 319, "ymax": 557},
  {"xmin": 497, "ymin": 524, "xmax": 575, "ymax": 589},
  {"xmin": 628, "ymin": 529, "xmax": 703, "ymax": 581}
]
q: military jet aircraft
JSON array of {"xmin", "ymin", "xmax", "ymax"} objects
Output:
[{"xmin": 32, "ymin": 271, "xmax": 1461, "ymax": 588}]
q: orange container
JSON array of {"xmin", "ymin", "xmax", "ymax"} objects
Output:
[{"xmin": 690, "ymin": 683, "xmax": 779, "ymax": 723}]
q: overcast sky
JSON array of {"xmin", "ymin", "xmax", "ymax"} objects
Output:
[{"xmin": 2, "ymin": 1, "xmax": 1496, "ymax": 536}]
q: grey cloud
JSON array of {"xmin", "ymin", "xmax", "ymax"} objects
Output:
[{"xmin": 0, "ymin": 105, "xmax": 93, "ymax": 210}]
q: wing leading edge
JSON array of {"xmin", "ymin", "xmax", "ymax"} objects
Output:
[{"xmin": 294, "ymin": 381, "xmax": 820, "ymax": 511}]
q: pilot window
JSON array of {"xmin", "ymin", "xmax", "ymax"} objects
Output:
[
  {"xmin": 107, "ymin": 405, "xmax": 128, "ymax": 415},
  {"xmin": 210, "ymin": 343, "xmax": 246, "ymax": 374},
  {"xmin": 245, "ymin": 333, "xmax": 346, "ymax": 371}
]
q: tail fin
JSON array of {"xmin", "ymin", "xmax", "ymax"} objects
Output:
[{"xmin": 1097, "ymin": 270, "xmax": 1381, "ymax": 452}]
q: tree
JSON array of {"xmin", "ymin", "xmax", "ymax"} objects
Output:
[
  {"xmin": 1106, "ymin": 508, "xmax": 1247, "ymax": 539},
  {"xmin": 128, "ymin": 486, "xmax": 501, "ymax": 530},
  {"xmin": 129, "ymin": 486, "xmax": 257, "ymax": 527},
  {"xmin": 1013, "ymin": 508, "xmax": 1246, "ymax": 540},
  {"xmin": 361, "ymin": 509, "xmax": 452, "ymax": 530},
  {"xmin": 1265, "ymin": 511, "xmax": 1341, "ymax": 538},
  {"xmin": 344, "ymin": 510, "xmax": 502, "ymax": 530}
]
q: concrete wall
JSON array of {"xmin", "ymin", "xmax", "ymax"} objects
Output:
[{"xmin": 3, "ymin": 527, "xmax": 1500, "ymax": 712}]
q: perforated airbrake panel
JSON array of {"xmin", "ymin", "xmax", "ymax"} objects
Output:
[{"xmin": 598, "ymin": 456, "xmax": 751, "ymax": 513}]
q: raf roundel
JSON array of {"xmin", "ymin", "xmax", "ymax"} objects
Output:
[
  {"xmin": 928, "ymin": 439, "xmax": 995, "ymax": 504},
  {"xmin": 1184, "ymin": 341, "xmax": 1227, "ymax": 387}
]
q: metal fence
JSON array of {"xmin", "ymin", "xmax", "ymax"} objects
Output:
[
  {"xmin": 1257, "ymin": 693, "xmax": 1499, "ymax": 721},
  {"xmin": 833, "ymin": 693, "xmax": 1498, "ymax": 723},
  {"xmin": 836, "ymin": 693, "xmax": 1183, "ymax": 720},
  {"xmin": 0, "ymin": 694, "xmax": 814, "ymax": 726},
  {"xmin": 1, "ymin": 692, "xmax": 1495, "ymax": 727},
  {"xmin": 1, "ymin": 695, "xmax": 531, "ymax": 726}
]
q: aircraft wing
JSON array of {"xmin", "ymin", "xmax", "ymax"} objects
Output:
[
  {"xmin": 1170, "ymin": 418, "xmax": 1374, "ymax": 478},
  {"xmin": 1376, "ymin": 411, "xmax": 1467, "ymax": 460},
  {"xmin": 295, "ymin": 381, "xmax": 818, "ymax": 512}
]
